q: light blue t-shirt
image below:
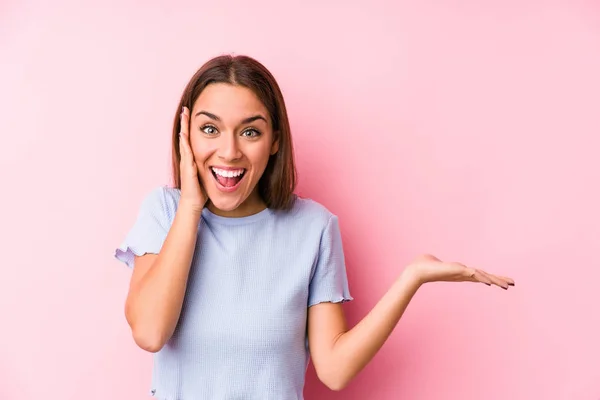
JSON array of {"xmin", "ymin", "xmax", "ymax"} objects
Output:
[{"xmin": 114, "ymin": 186, "xmax": 353, "ymax": 400}]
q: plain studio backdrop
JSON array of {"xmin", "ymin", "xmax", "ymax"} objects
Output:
[{"xmin": 1, "ymin": 1, "xmax": 599, "ymax": 399}]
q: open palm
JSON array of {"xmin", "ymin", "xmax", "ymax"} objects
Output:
[{"xmin": 407, "ymin": 254, "xmax": 515, "ymax": 290}]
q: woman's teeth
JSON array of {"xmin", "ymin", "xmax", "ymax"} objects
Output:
[
  {"xmin": 211, "ymin": 167, "xmax": 245, "ymax": 178},
  {"xmin": 211, "ymin": 167, "xmax": 246, "ymax": 189}
]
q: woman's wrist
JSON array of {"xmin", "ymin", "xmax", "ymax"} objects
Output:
[
  {"xmin": 177, "ymin": 201, "xmax": 204, "ymax": 220},
  {"xmin": 399, "ymin": 263, "xmax": 426, "ymax": 289}
]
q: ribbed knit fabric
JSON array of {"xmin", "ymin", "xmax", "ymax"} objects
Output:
[{"xmin": 114, "ymin": 186, "xmax": 353, "ymax": 400}]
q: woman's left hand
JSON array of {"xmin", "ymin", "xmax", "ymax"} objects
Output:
[{"xmin": 405, "ymin": 254, "xmax": 515, "ymax": 290}]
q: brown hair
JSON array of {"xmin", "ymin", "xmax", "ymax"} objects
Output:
[{"xmin": 170, "ymin": 54, "xmax": 297, "ymax": 210}]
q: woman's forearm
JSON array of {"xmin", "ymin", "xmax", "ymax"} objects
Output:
[
  {"xmin": 125, "ymin": 202, "xmax": 201, "ymax": 351},
  {"xmin": 331, "ymin": 269, "xmax": 421, "ymax": 387}
]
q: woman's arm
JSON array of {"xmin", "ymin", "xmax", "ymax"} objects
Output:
[
  {"xmin": 308, "ymin": 270, "xmax": 420, "ymax": 390},
  {"xmin": 124, "ymin": 107, "xmax": 207, "ymax": 353},
  {"xmin": 124, "ymin": 203, "xmax": 201, "ymax": 353},
  {"xmin": 308, "ymin": 254, "xmax": 514, "ymax": 390}
]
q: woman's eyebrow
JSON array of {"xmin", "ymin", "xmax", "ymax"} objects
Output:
[
  {"xmin": 241, "ymin": 115, "xmax": 267, "ymax": 124},
  {"xmin": 195, "ymin": 110, "xmax": 267, "ymax": 124}
]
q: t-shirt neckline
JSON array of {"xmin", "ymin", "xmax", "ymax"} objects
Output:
[{"xmin": 201, "ymin": 206, "xmax": 272, "ymax": 225}]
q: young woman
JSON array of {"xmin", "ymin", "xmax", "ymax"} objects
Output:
[{"xmin": 114, "ymin": 54, "xmax": 514, "ymax": 399}]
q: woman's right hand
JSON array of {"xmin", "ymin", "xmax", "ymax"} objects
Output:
[{"xmin": 179, "ymin": 106, "xmax": 208, "ymax": 213}]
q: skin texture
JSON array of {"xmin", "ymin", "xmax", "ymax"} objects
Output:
[{"xmin": 124, "ymin": 83, "xmax": 515, "ymax": 390}]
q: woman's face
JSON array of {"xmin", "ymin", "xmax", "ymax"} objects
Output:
[{"xmin": 189, "ymin": 83, "xmax": 279, "ymax": 217}]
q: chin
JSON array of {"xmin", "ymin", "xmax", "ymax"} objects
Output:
[{"xmin": 208, "ymin": 196, "xmax": 245, "ymax": 212}]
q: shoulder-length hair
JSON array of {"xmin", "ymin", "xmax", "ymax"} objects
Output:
[{"xmin": 171, "ymin": 54, "xmax": 297, "ymax": 210}]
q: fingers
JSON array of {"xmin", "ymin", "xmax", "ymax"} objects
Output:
[
  {"xmin": 469, "ymin": 269, "xmax": 493, "ymax": 286},
  {"xmin": 476, "ymin": 270, "xmax": 514, "ymax": 290},
  {"xmin": 462, "ymin": 265, "xmax": 514, "ymax": 290},
  {"xmin": 498, "ymin": 276, "xmax": 515, "ymax": 286},
  {"xmin": 180, "ymin": 106, "xmax": 189, "ymax": 137},
  {"xmin": 480, "ymin": 270, "xmax": 510, "ymax": 289},
  {"xmin": 179, "ymin": 107, "xmax": 192, "ymax": 160}
]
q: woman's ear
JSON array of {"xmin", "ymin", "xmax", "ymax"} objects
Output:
[{"xmin": 270, "ymin": 132, "xmax": 280, "ymax": 155}]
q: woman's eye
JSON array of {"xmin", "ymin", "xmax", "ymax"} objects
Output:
[
  {"xmin": 201, "ymin": 125, "xmax": 218, "ymax": 135},
  {"xmin": 242, "ymin": 129, "xmax": 260, "ymax": 138}
]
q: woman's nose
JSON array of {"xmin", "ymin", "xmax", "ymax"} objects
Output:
[{"xmin": 217, "ymin": 134, "xmax": 242, "ymax": 162}]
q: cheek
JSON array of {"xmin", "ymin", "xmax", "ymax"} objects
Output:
[
  {"xmin": 190, "ymin": 138, "xmax": 213, "ymax": 165},
  {"xmin": 249, "ymin": 143, "xmax": 275, "ymax": 165}
]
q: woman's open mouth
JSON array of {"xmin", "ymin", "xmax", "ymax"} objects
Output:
[{"xmin": 211, "ymin": 167, "xmax": 246, "ymax": 192}]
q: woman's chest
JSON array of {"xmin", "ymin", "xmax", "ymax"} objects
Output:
[{"xmin": 172, "ymin": 231, "xmax": 318, "ymax": 348}]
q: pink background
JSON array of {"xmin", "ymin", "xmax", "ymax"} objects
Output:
[{"xmin": 2, "ymin": 1, "xmax": 599, "ymax": 399}]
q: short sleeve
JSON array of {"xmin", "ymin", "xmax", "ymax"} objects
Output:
[
  {"xmin": 308, "ymin": 215, "xmax": 354, "ymax": 307},
  {"xmin": 114, "ymin": 186, "xmax": 172, "ymax": 269}
]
